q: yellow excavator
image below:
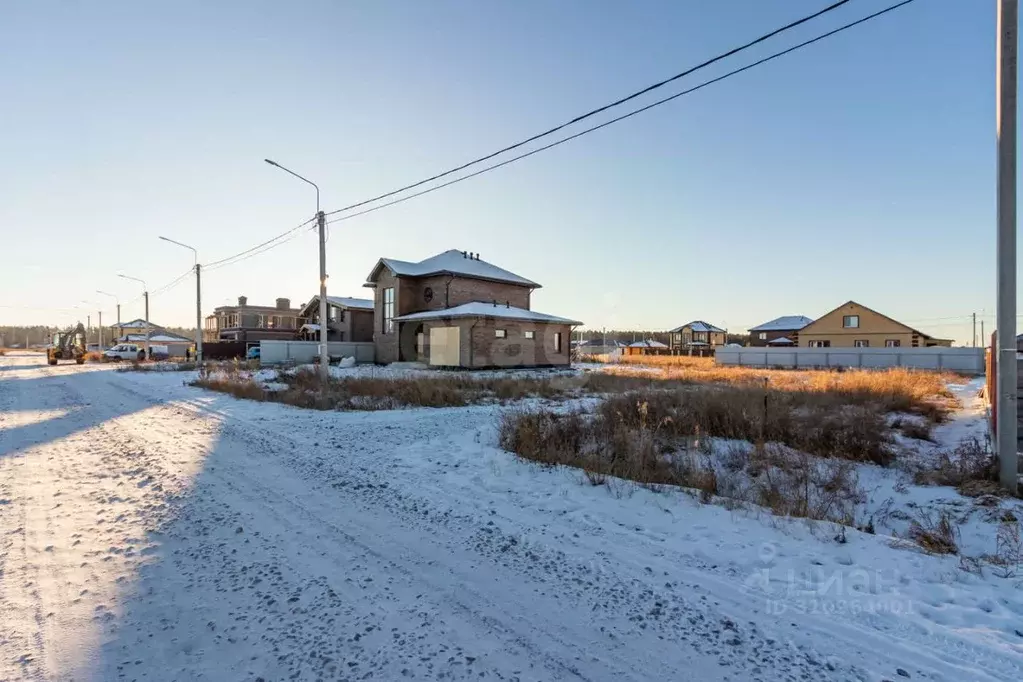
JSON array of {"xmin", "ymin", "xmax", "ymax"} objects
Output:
[{"xmin": 47, "ymin": 323, "xmax": 87, "ymax": 366}]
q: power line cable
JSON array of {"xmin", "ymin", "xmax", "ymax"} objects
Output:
[
  {"xmin": 203, "ymin": 224, "xmax": 314, "ymax": 273},
  {"xmin": 323, "ymin": 0, "xmax": 854, "ymax": 219},
  {"xmin": 325, "ymin": 0, "xmax": 916, "ymax": 227},
  {"xmin": 203, "ymin": 215, "xmax": 317, "ymax": 270},
  {"xmin": 149, "ymin": 268, "xmax": 195, "ymax": 298}
]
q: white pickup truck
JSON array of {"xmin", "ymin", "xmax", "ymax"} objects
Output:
[{"xmin": 102, "ymin": 344, "xmax": 170, "ymax": 362}]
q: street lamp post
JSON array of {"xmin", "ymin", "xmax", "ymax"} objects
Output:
[
  {"xmin": 264, "ymin": 158, "xmax": 328, "ymax": 377},
  {"xmin": 96, "ymin": 290, "xmax": 120, "ymax": 342},
  {"xmin": 118, "ymin": 274, "xmax": 150, "ymax": 360},
  {"xmin": 159, "ymin": 236, "xmax": 203, "ymax": 363},
  {"xmin": 80, "ymin": 300, "xmax": 103, "ymax": 349}
]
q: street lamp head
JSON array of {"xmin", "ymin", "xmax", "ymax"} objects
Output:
[{"xmin": 264, "ymin": 158, "xmax": 279, "ymax": 167}]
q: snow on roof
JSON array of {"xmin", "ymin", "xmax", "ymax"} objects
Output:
[
  {"xmin": 115, "ymin": 319, "xmax": 162, "ymax": 329},
  {"xmin": 749, "ymin": 315, "xmax": 814, "ymax": 332},
  {"xmin": 367, "ymin": 250, "xmax": 540, "ymax": 288},
  {"xmin": 667, "ymin": 320, "xmax": 725, "ymax": 333},
  {"xmin": 300, "ymin": 295, "xmax": 374, "ymax": 315},
  {"xmin": 766, "ymin": 336, "xmax": 794, "ymax": 345},
  {"xmin": 122, "ymin": 333, "xmax": 192, "ymax": 343},
  {"xmin": 327, "ymin": 296, "xmax": 373, "ymax": 310},
  {"xmin": 392, "ymin": 301, "xmax": 579, "ymax": 325},
  {"xmin": 300, "ymin": 323, "xmax": 321, "ymax": 332},
  {"xmin": 628, "ymin": 339, "xmax": 669, "ymax": 348}
]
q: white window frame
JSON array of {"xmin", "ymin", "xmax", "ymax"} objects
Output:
[
  {"xmin": 383, "ymin": 288, "xmax": 395, "ymax": 333},
  {"xmin": 885, "ymin": 339, "xmax": 901, "ymax": 348},
  {"xmin": 843, "ymin": 315, "xmax": 860, "ymax": 329},
  {"xmin": 495, "ymin": 329, "xmax": 507, "ymax": 338},
  {"xmin": 808, "ymin": 340, "xmax": 831, "ymax": 348},
  {"xmin": 524, "ymin": 330, "xmax": 535, "ymax": 340},
  {"xmin": 553, "ymin": 332, "xmax": 563, "ymax": 353},
  {"xmin": 758, "ymin": 332, "xmax": 767, "ymax": 340},
  {"xmin": 854, "ymin": 339, "xmax": 869, "ymax": 348}
]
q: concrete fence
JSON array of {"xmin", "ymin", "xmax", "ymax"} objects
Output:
[
  {"xmin": 259, "ymin": 340, "xmax": 376, "ymax": 365},
  {"xmin": 715, "ymin": 346, "xmax": 985, "ymax": 374}
]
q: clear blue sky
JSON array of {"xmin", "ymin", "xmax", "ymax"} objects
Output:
[{"xmin": 0, "ymin": 0, "xmax": 1003, "ymax": 344}]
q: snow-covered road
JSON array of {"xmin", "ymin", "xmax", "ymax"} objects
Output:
[{"xmin": 1, "ymin": 352, "xmax": 1020, "ymax": 681}]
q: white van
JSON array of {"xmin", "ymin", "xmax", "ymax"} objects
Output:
[{"xmin": 102, "ymin": 344, "xmax": 170, "ymax": 362}]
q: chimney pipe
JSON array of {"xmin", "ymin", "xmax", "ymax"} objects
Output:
[{"xmin": 462, "ymin": 250, "xmax": 467, "ymax": 258}]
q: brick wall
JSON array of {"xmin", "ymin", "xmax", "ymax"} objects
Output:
[
  {"xmin": 372, "ymin": 270, "xmax": 400, "ymax": 363},
  {"xmin": 350, "ymin": 309, "xmax": 374, "ymax": 343},
  {"xmin": 749, "ymin": 329, "xmax": 796, "ymax": 347},
  {"xmin": 418, "ymin": 318, "xmax": 569, "ymax": 367},
  {"xmin": 406, "ymin": 275, "xmax": 531, "ymax": 312}
]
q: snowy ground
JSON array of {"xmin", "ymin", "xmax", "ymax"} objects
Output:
[{"xmin": 1, "ymin": 352, "xmax": 1022, "ymax": 681}]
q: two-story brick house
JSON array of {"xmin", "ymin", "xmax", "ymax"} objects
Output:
[
  {"xmin": 203, "ymin": 296, "xmax": 300, "ymax": 343},
  {"xmin": 363, "ymin": 249, "xmax": 580, "ymax": 367},
  {"xmin": 668, "ymin": 321, "xmax": 727, "ymax": 353},
  {"xmin": 297, "ymin": 296, "xmax": 374, "ymax": 342}
]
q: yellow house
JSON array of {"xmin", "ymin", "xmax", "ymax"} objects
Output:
[{"xmin": 795, "ymin": 301, "xmax": 953, "ymax": 349}]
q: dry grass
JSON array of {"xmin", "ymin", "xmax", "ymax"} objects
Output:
[
  {"xmin": 193, "ymin": 367, "xmax": 582, "ymax": 411},
  {"xmin": 913, "ymin": 437, "xmax": 999, "ymax": 495},
  {"xmin": 908, "ymin": 511, "xmax": 960, "ymax": 555},
  {"xmin": 117, "ymin": 360, "xmax": 198, "ymax": 372},
  {"xmin": 0, "ymin": 348, "xmax": 6, "ymax": 356},
  {"xmin": 592, "ymin": 363, "xmax": 959, "ymax": 424},
  {"xmin": 83, "ymin": 351, "xmax": 103, "ymax": 363},
  {"xmin": 498, "ymin": 403, "xmax": 866, "ymax": 525}
]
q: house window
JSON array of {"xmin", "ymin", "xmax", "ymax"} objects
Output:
[
  {"xmin": 758, "ymin": 332, "xmax": 767, "ymax": 340},
  {"xmin": 383, "ymin": 287, "xmax": 395, "ymax": 333},
  {"xmin": 695, "ymin": 332, "xmax": 707, "ymax": 342},
  {"xmin": 495, "ymin": 329, "xmax": 506, "ymax": 338},
  {"xmin": 808, "ymin": 340, "xmax": 831, "ymax": 348},
  {"xmin": 885, "ymin": 339, "xmax": 901, "ymax": 348},
  {"xmin": 524, "ymin": 330, "xmax": 535, "ymax": 339},
  {"xmin": 554, "ymin": 332, "xmax": 563, "ymax": 353},
  {"xmin": 854, "ymin": 340, "xmax": 869, "ymax": 348},
  {"xmin": 843, "ymin": 315, "xmax": 860, "ymax": 329}
]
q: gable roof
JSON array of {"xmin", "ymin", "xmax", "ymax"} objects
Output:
[
  {"xmin": 749, "ymin": 315, "xmax": 814, "ymax": 332},
  {"xmin": 799, "ymin": 300, "xmax": 940, "ymax": 339},
  {"xmin": 299, "ymin": 295, "xmax": 374, "ymax": 316},
  {"xmin": 628, "ymin": 339, "xmax": 669, "ymax": 348},
  {"xmin": 766, "ymin": 336, "xmax": 795, "ymax": 345},
  {"xmin": 392, "ymin": 301, "xmax": 579, "ymax": 325},
  {"xmin": 668, "ymin": 320, "xmax": 725, "ymax": 334},
  {"xmin": 365, "ymin": 249, "xmax": 540, "ymax": 288},
  {"xmin": 114, "ymin": 318, "xmax": 163, "ymax": 330},
  {"xmin": 121, "ymin": 332, "xmax": 193, "ymax": 343}
]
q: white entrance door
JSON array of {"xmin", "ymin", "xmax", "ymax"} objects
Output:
[{"xmin": 429, "ymin": 327, "xmax": 461, "ymax": 366}]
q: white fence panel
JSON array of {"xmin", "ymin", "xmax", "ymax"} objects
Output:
[
  {"xmin": 715, "ymin": 346, "xmax": 984, "ymax": 374},
  {"xmin": 259, "ymin": 340, "xmax": 376, "ymax": 365}
]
